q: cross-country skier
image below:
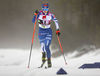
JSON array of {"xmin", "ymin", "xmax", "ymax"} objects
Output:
[{"xmin": 32, "ymin": 2, "xmax": 61, "ymax": 68}]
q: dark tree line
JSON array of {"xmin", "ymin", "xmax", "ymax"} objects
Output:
[{"xmin": 53, "ymin": 0, "xmax": 100, "ymax": 51}]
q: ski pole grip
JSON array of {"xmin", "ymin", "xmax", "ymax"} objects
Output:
[{"xmin": 35, "ymin": 13, "xmax": 38, "ymax": 15}]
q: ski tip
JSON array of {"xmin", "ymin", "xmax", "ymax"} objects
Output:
[{"xmin": 66, "ymin": 63, "xmax": 67, "ymax": 65}]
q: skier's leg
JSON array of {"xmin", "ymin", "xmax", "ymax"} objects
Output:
[
  {"xmin": 45, "ymin": 29, "xmax": 52, "ymax": 68},
  {"xmin": 45, "ymin": 38, "xmax": 52, "ymax": 68},
  {"xmin": 45, "ymin": 38, "xmax": 52, "ymax": 58},
  {"xmin": 48, "ymin": 58, "xmax": 52, "ymax": 68},
  {"xmin": 40, "ymin": 42, "xmax": 46, "ymax": 63},
  {"xmin": 39, "ymin": 33, "xmax": 46, "ymax": 63}
]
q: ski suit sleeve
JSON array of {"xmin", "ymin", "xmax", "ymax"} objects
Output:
[
  {"xmin": 32, "ymin": 12, "xmax": 40, "ymax": 23},
  {"xmin": 52, "ymin": 14, "xmax": 59, "ymax": 30}
]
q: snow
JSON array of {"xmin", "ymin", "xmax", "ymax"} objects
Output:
[{"xmin": 0, "ymin": 49, "xmax": 100, "ymax": 76}]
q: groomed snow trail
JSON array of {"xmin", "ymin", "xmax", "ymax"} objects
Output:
[{"xmin": 0, "ymin": 49, "xmax": 100, "ymax": 76}]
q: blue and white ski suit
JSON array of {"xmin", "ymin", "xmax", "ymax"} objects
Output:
[{"xmin": 32, "ymin": 11, "xmax": 59, "ymax": 58}]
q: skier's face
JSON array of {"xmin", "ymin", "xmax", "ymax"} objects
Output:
[
  {"xmin": 42, "ymin": 8, "xmax": 49, "ymax": 14},
  {"xmin": 43, "ymin": 10, "xmax": 48, "ymax": 14}
]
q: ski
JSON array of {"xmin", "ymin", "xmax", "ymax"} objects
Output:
[
  {"xmin": 44, "ymin": 66, "xmax": 52, "ymax": 69},
  {"xmin": 38, "ymin": 60, "xmax": 47, "ymax": 68},
  {"xmin": 38, "ymin": 66, "xmax": 51, "ymax": 69}
]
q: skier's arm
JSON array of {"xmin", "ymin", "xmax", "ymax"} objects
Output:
[
  {"xmin": 32, "ymin": 15, "xmax": 36, "ymax": 23},
  {"xmin": 32, "ymin": 10, "xmax": 40, "ymax": 23},
  {"xmin": 52, "ymin": 14, "xmax": 61, "ymax": 36},
  {"xmin": 52, "ymin": 14, "xmax": 59, "ymax": 30}
]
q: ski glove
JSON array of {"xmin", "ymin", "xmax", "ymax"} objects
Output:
[
  {"xmin": 35, "ymin": 10, "xmax": 38, "ymax": 15},
  {"xmin": 56, "ymin": 29, "xmax": 61, "ymax": 36}
]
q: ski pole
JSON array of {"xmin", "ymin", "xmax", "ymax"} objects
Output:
[
  {"xmin": 27, "ymin": 14, "xmax": 37, "ymax": 68},
  {"xmin": 57, "ymin": 35, "xmax": 67, "ymax": 65}
]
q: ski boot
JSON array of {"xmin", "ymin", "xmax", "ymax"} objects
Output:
[
  {"xmin": 47, "ymin": 58, "xmax": 52, "ymax": 68},
  {"xmin": 42, "ymin": 52, "xmax": 46, "ymax": 63}
]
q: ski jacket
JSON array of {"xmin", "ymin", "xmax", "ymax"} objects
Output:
[{"xmin": 32, "ymin": 11, "xmax": 59, "ymax": 29}]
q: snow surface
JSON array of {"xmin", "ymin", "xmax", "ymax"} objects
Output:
[{"xmin": 0, "ymin": 49, "xmax": 100, "ymax": 76}]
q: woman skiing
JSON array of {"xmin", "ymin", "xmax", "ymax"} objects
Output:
[{"xmin": 32, "ymin": 2, "xmax": 60, "ymax": 68}]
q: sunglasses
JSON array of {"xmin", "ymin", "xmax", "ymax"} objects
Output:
[{"xmin": 42, "ymin": 8, "xmax": 49, "ymax": 11}]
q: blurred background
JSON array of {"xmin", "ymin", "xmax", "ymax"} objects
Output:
[{"xmin": 0, "ymin": 0, "xmax": 100, "ymax": 58}]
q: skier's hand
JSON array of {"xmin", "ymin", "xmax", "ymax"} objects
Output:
[
  {"xmin": 35, "ymin": 10, "xmax": 38, "ymax": 15},
  {"xmin": 56, "ymin": 29, "xmax": 61, "ymax": 36}
]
